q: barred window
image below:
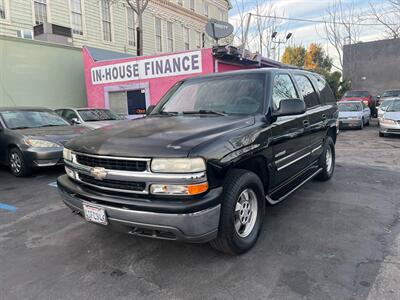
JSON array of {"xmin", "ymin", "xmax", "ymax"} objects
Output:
[
  {"xmin": 0, "ymin": 0, "xmax": 6, "ymax": 19},
  {"xmin": 127, "ymin": 6, "xmax": 136, "ymax": 46},
  {"xmin": 70, "ymin": 0, "xmax": 83, "ymax": 35},
  {"xmin": 167, "ymin": 21, "xmax": 174, "ymax": 52},
  {"xmin": 34, "ymin": 0, "xmax": 48, "ymax": 25},
  {"xmin": 196, "ymin": 31, "xmax": 201, "ymax": 49},
  {"xmin": 189, "ymin": 0, "xmax": 194, "ymax": 11},
  {"xmin": 101, "ymin": 0, "xmax": 112, "ymax": 41},
  {"xmin": 184, "ymin": 27, "xmax": 190, "ymax": 50},
  {"xmin": 203, "ymin": 1, "xmax": 208, "ymax": 17},
  {"xmin": 155, "ymin": 17, "xmax": 162, "ymax": 52}
]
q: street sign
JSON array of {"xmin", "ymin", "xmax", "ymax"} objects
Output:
[{"xmin": 205, "ymin": 19, "xmax": 234, "ymax": 41}]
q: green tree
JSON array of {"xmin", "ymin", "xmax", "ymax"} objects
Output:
[{"xmin": 281, "ymin": 46, "xmax": 307, "ymax": 67}]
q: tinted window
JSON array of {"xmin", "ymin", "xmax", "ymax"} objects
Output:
[
  {"xmin": 311, "ymin": 74, "xmax": 336, "ymax": 103},
  {"xmin": 344, "ymin": 91, "xmax": 369, "ymax": 98},
  {"xmin": 156, "ymin": 74, "xmax": 265, "ymax": 115},
  {"xmin": 272, "ymin": 74, "xmax": 299, "ymax": 110},
  {"xmin": 294, "ymin": 75, "xmax": 320, "ymax": 108},
  {"xmin": 78, "ymin": 109, "xmax": 123, "ymax": 121},
  {"xmin": 62, "ymin": 110, "xmax": 78, "ymax": 122}
]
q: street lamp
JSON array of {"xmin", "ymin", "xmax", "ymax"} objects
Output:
[{"xmin": 271, "ymin": 32, "xmax": 293, "ymax": 61}]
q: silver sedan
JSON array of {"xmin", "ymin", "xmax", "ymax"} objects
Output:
[{"xmin": 379, "ymin": 99, "xmax": 400, "ymax": 137}]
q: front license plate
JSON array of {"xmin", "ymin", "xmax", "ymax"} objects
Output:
[{"xmin": 83, "ymin": 204, "xmax": 108, "ymax": 225}]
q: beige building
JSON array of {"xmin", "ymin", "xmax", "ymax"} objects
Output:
[{"xmin": 0, "ymin": 0, "xmax": 231, "ymax": 55}]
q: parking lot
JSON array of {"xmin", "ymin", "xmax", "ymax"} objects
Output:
[{"xmin": 0, "ymin": 120, "xmax": 399, "ymax": 300}]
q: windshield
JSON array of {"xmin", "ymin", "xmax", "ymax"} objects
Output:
[
  {"xmin": 338, "ymin": 103, "xmax": 362, "ymax": 111},
  {"xmin": 78, "ymin": 109, "xmax": 123, "ymax": 122},
  {"xmin": 382, "ymin": 90, "xmax": 400, "ymax": 98},
  {"xmin": 380, "ymin": 100, "xmax": 395, "ymax": 110},
  {"xmin": 387, "ymin": 100, "xmax": 400, "ymax": 112},
  {"xmin": 153, "ymin": 74, "xmax": 265, "ymax": 115},
  {"xmin": 0, "ymin": 110, "xmax": 69, "ymax": 129},
  {"xmin": 343, "ymin": 91, "xmax": 369, "ymax": 98}
]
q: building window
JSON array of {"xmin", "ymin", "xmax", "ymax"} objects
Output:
[
  {"xmin": 196, "ymin": 31, "xmax": 201, "ymax": 49},
  {"xmin": 101, "ymin": 0, "xmax": 112, "ymax": 41},
  {"xmin": 219, "ymin": 9, "xmax": 225, "ymax": 21},
  {"xmin": 127, "ymin": 6, "xmax": 136, "ymax": 46},
  {"xmin": 189, "ymin": 0, "xmax": 194, "ymax": 11},
  {"xmin": 177, "ymin": 0, "xmax": 183, "ymax": 6},
  {"xmin": 155, "ymin": 17, "xmax": 162, "ymax": 52},
  {"xmin": 184, "ymin": 27, "xmax": 190, "ymax": 50},
  {"xmin": 70, "ymin": 0, "xmax": 83, "ymax": 35},
  {"xmin": 167, "ymin": 21, "xmax": 174, "ymax": 52},
  {"xmin": 0, "ymin": 0, "xmax": 6, "ymax": 19},
  {"xmin": 203, "ymin": 1, "xmax": 208, "ymax": 17},
  {"xmin": 34, "ymin": 0, "xmax": 48, "ymax": 25}
]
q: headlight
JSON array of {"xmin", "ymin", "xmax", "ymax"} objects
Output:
[
  {"xmin": 63, "ymin": 148, "xmax": 72, "ymax": 161},
  {"xmin": 25, "ymin": 139, "xmax": 61, "ymax": 148},
  {"xmin": 150, "ymin": 182, "xmax": 209, "ymax": 195},
  {"xmin": 151, "ymin": 158, "xmax": 206, "ymax": 173},
  {"xmin": 381, "ymin": 119, "xmax": 396, "ymax": 125}
]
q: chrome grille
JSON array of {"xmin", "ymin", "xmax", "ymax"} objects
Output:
[
  {"xmin": 76, "ymin": 154, "xmax": 147, "ymax": 172},
  {"xmin": 78, "ymin": 173, "xmax": 146, "ymax": 192}
]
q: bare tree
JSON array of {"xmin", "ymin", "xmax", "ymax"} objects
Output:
[
  {"xmin": 231, "ymin": 0, "xmax": 248, "ymax": 47},
  {"xmin": 108, "ymin": 0, "xmax": 150, "ymax": 56},
  {"xmin": 369, "ymin": 0, "xmax": 400, "ymax": 39},
  {"xmin": 323, "ymin": 0, "xmax": 361, "ymax": 72}
]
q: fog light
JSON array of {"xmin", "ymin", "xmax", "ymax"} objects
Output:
[
  {"xmin": 150, "ymin": 182, "xmax": 209, "ymax": 195},
  {"xmin": 65, "ymin": 166, "xmax": 76, "ymax": 179}
]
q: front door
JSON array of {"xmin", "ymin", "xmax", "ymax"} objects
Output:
[{"xmin": 269, "ymin": 73, "xmax": 311, "ymax": 188}]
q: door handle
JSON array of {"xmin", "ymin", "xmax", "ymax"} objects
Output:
[{"xmin": 303, "ymin": 120, "xmax": 309, "ymax": 127}]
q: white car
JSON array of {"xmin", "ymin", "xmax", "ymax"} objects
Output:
[
  {"xmin": 55, "ymin": 108, "xmax": 125, "ymax": 130},
  {"xmin": 377, "ymin": 99, "xmax": 396, "ymax": 124},
  {"xmin": 379, "ymin": 99, "xmax": 400, "ymax": 137},
  {"xmin": 338, "ymin": 101, "xmax": 371, "ymax": 129}
]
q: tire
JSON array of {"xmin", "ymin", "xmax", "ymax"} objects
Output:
[
  {"xmin": 360, "ymin": 118, "xmax": 364, "ymax": 130},
  {"xmin": 366, "ymin": 118, "xmax": 370, "ymax": 126},
  {"xmin": 379, "ymin": 131, "xmax": 384, "ymax": 137},
  {"xmin": 210, "ymin": 169, "xmax": 265, "ymax": 255},
  {"xmin": 315, "ymin": 136, "xmax": 335, "ymax": 181},
  {"xmin": 8, "ymin": 148, "xmax": 31, "ymax": 177}
]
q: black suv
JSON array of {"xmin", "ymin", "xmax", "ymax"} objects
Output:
[{"xmin": 58, "ymin": 68, "xmax": 338, "ymax": 254}]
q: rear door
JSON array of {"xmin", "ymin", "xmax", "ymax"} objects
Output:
[
  {"xmin": 293, "ymin": 73, "xmax": 326, "ymax": 163},
  {"xmin": 269, "ymin": 73, "xmax": 311, "ymax": 187}
]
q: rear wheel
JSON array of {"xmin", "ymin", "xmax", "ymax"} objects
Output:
[
  {"xmin": 315, "ymin": 136, "xmax": 335, "ymax": 181},
  {"xmin": 8, "ymin": 148, "xmax": 31, "ymax": 177},
  {"xmin": 210, "ymin": 169, "xmax": 265, "ymax": 255}
]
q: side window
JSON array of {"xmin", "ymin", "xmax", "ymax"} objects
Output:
[
  {"xmin": 272, "ymin": 74, "xmax": 299, "ymax": 110},
  {"xmin": 294, "ymin": 74, "xmax": 320, "ymax": 108},
  {"xmin": 311, "ymin": 74, "xmax": 336, "ymax": 103},
  {"xmin": 63, "ymin": 110, "xmax": 78, "ymax": 122}
]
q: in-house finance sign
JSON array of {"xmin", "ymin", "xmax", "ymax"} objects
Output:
[{"xmin": 91, "ymin": 50, "xmax": 202, "ymax": 85}]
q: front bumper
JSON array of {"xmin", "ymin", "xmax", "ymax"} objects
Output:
[
  {"xmin": 22, "ymin": 147, "xmax": 63, "ymax": 167},
  {"xmin": 57, "ymin": 175, "xmax": 222, "ymax": 243},
  {"xmin": 339, "ymin": 119, "xmax": 362, "ymax": 128},
  {"xmin": 380, "ymin": 122, "xmax": 400, "ymax": 135}
]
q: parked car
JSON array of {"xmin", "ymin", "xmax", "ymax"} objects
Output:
[
  {"xmin": 57, "ymin": 69, "xmax": 338, "ymax": 255},
  {"xmin": 55, "ymin": 108, "xmax": 125, "ymax": 129},
  {"xmin": 0, "ymin": 107, "xmax": 89, "ymax": 176},
  {"xmin": 377, "ymin": 89, "xmax": 400, "ymax": 106},
  {"xmin": 379, "ymin": 99, "xmax": 400, "ymax": 137},
  {"xmin": 377, "ymin": 99, "xmax": 396, "ymax": 124},
  {"xmin": 338, "ymin": 101, "xmax": 370, "ymax": 129},
  {"xmin": 340, "ymin": 90, "xmax": 376, "ymax": 117}
]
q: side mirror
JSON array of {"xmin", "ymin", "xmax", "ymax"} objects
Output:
[
  {"xmin": 71, "ymin": 118, "xmax": 81, "ymax": 125},
  {"xmin": 146, "ymin": 105, "xmax": 155, "ymax": 116},
  {"xmin": 272, "ymin": 99, "xmax": 306, "ymax": 118}
]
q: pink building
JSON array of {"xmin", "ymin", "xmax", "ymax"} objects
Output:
[{"xmin": 83, "ymin": 46, "xmax": 281, "ymax": 118}]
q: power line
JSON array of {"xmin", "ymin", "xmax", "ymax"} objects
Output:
[{"xmin": 249, "ymin": 13, "xmax": 398, "ymax": 27}]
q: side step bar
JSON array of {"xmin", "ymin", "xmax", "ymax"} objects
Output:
[{"xmin": 266, "ymin": 168, "xmax": 322, "ymax": 205}]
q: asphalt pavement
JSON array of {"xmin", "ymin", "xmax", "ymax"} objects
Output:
[{"xmin": 0, "ymin": 120, "xmax": 399, "ymax": 300}]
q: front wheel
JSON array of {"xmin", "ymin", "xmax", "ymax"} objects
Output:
[
  {"xmin": 210, "ymin": 169, "xmax": 265, "ymax": 255},
  {"xmin": 8, "ymin": 148, "xmax": 31, "ymax": 177},
  {"xmin": 315, "ymin": 136, "xmax": 335, "ymax": 181},
  {"xmin": 360, "ymin": 118, "xmax": 364, "ymax": 129}
]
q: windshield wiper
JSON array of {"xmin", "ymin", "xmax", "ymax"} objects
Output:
[
  {"xmin": 157, "ymin": 111, "xmax": 178, "ymax": 116},
  {"xmin": 182, "ymin": 110, "xmax": 228, "ymax": 116},
  {"xmin": 11, "ymin": 126, "xmax": 31, "ymax": 130},
  {"xmin": 36, "ymin": 124, "xmax": 64, "ymax": 128}
]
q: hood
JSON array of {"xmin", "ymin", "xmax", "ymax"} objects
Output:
[
  {"xmin": 14, "ymin": 125, "xmax": 90, "ymax": 145},
  {"xmin": 383, "ymin": 111, "xmax": 400, "ymax": 121},
  {"xmin": 83, "ymin": 120, "xmax": 124, "ymax": 129},
  {"xmin": 339, "ymin": 111, "xmax": 362, "ymax": 118},
  {"xmin": 66, "ymin": 115, "xmax": 255, "ymax": 157}
]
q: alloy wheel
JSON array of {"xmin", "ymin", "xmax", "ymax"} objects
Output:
[
  {"xmin": 234, "ymin": 188, "xmax": 258, "ymax": 238},
  {"xmin": 10, "ymin": 152, "xmax": 22, "ymax": 174}
]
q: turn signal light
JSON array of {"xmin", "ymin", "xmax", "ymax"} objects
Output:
[
  {"xmin": 188, "ymin": 182, "xmax": 209, "ymax": 195},
  {"xmin": 150, "ymin": 182, "xmax": 209, "ymax": 196}
]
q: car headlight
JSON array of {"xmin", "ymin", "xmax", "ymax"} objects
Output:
[
  {"xmin": 151, "ymin": 158, "xmax": 206, "ymax": 173},
  {"xmin": 25, "ymin": 139, "xmax": 61, "ymax": 148},
  {"xmin": 381, "ymin": 119, "xmax": 396, "ymax": 125},
  {"xmin": 150, "ymin": 182, "xmax": 209, "ymax": 196},
  {"xmin": 63, "ymin": 148, "xmax": 72, "ymax": 161}
]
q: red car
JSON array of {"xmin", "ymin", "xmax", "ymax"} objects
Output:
[{"xmin": 340, "ymin": 90, "xmax": 376, "ymax": 116}]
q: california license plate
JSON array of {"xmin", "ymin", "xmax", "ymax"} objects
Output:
[{"xmin": 83, "ymin": 204, "xmax": 108, "ymax": 225}]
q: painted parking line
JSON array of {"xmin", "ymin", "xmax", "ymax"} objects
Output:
[
  {"xmin": 48, "ymin": 182, "xmax": 58, "ymax": 188},
  {"xmin": 0, "ymin": 203, "xmax": 17, "ymax": 212}
]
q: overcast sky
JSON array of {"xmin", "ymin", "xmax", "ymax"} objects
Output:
[{"xmin": 228, "ymin": 0, "xmax": 388, "ymax": 66}]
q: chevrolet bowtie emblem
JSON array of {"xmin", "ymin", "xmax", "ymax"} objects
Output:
[{"xmin": 90, "ymin": 167, "xmax": 107, "ymax": 181}]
